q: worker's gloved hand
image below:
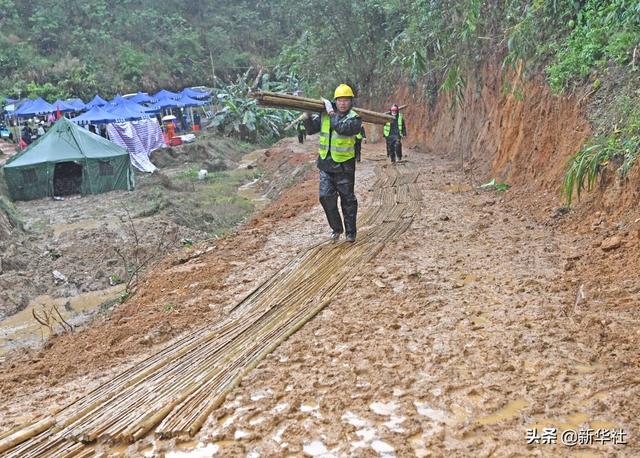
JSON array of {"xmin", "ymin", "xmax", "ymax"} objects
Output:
[{"xmin": 322, "ymin": 98, "xmax": 334, "ymax": 116}]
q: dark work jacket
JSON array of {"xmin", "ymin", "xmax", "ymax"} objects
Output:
[
  {"xmin": 306, "ymin": 106, "xmax": 362, "ymax": 173},
  {"xmin": 387, "ymin": 114, "xmax": 407, "ymax": 138}
]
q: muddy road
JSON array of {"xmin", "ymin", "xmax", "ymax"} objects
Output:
[{"xmin": 0, "ymin": 140, "xmax": 637, "ymax": 457}]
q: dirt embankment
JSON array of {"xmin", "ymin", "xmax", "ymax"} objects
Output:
[
  {"xmin": 391, "ymin": 60, "xmax": 639, "ymax": 301},
  {"xmin": 391, "ymin": 61, "xmax": 639, "ymax": 222},
  {"xmin": 388, "ymin": 63, "xmax": 588, "ymax": 189}
]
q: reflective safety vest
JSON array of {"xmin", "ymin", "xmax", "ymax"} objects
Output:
[
  {"xmin": 297, "ymin": 122, "xmax": 306, "ymax": 132},
  {"xmin": 355, "ymin": 130, "xmax": 363, "ymax": 140},
  {"xmin": 319, "ymin": 110, "xmax": 358, "ymax": 163},
  {"xmin": 383, "ymin": 114, "xmax": 404, "ymax": 137}
]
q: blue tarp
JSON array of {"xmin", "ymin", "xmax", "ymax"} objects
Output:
[
  {"xmin": 65, "ymin": 98, "xmax": 86, "ymax": 111},
  {"xmin": 14, "ymin": 97, "xmax": 55, "ymax": 117},
  {"xmin": 69, "ymin": 106, "xmax": 119, "ymax": 124},
  {"xmin": 85, "ymin": 95, "xmax": 108, "ymax": 109},
  {"xmin": 53, "ymin": 99, "xmax": 77, "ymax": 113},
  {"xmin": 181, "ymin": 87, "xmax": 211, "ymax": 100}
]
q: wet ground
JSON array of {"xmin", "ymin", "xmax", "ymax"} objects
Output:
[
  {"xmin": 148, "ymin": 144, "xmax": 638, "ymax": 457},
  {"xmin": 0, "ymin": 141, "xmax": 638, "ymax": 456}
]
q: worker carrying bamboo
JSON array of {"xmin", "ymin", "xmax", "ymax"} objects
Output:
[
  {"xmin": 305, "ymin": 83, "xmax": 362, "ymax": 243},
  {"xmin": 383, "ymin": 104, "xmax": 407, "ymax": 163},
  {"xmin": 297, "ymin": 121, "xmax": 306, "ymax": 144},
  {"xmin": 355, "ymin": 126, "xmax": 366, "ymax": 162}
]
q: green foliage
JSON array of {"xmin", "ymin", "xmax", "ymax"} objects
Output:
[
  {"xmin": 547, "ymin": 0, "xmax": 640, "ymax": 92},
  {"xmin": 277, "ymin": 0, "xmax": 407, "ymax": 97},
  {"xmin": 480, "ymin": 178, "xmax": 511, "ymax": 192},
  {"xmin": 563, "ymin": 94, "xmax": 640, "ymax": 204},
  {"xmin": 440, "ymin": 65, "xmax": 466, "ymax": 110},
  {"xmin": 0, "ymin": 0, "xmax": 294, "ymax": 99},
  {"xmin": 210, "ymin": 72, "xmax": 297, "ymax": 143},
  {"xmin": 0, "ymin": 0, "xmax": 637, "ymax": 104}
]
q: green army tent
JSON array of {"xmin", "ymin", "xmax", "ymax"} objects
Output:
[{"xmin": 3, "ymin": 118, "xmax": 135, "ymax": 201}]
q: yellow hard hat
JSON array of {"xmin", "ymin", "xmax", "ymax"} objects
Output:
[{"xmin": 334, "ymin": 83, "xmax": 354, "ymax": 99}]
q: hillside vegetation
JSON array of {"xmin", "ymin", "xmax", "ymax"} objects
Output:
[{"xmin": 1, "ymin": 0, "xmax": 638, "ymax": 202}]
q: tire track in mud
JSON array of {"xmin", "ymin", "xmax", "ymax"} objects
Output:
[{"xmin": 0, "ymin": 163, "xmax": 420, "ymax": 456}]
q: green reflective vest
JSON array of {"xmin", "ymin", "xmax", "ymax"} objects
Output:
[
  {"xmin": 383, "ymin": 114, "xmax": 404, "ymax": 137},
  {"xmin": 297, "ymin": 122, "xmax": 306, "ymax": 132},
  {"xmin": 319, "ymin": 110, "xmax": 358, "ymax": 163},
  {"xmin": 355, "ymin": 130, "xmax": 363, "ymax": 140}
]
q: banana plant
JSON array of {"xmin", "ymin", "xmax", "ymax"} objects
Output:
[{"xmin": 209, "ymin": 70, "xmax": 298, "ymax": 143}]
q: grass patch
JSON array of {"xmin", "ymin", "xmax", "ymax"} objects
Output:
[
  {"xmin": 563, "ymin": 92, "xmax": 640, "ymax": 205},
  {"xmin": 164, "ymin": 168, "xmax": 258, "ymax": 235}
]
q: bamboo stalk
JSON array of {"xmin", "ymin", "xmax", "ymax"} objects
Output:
[
  {"xmin": 0, "ymin": 417, "xmax": 55, "ymax": 454},
  {"xmin": 250, "ymin": 91, "xmax": 394, "ymax": 125}
]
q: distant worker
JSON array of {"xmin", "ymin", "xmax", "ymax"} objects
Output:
[
  {"xmin": 166, "ymin": 120, "xmax": 175, "ymax": 140},
  {"xmin": 305, "ymin": 83, "xmax": 362, "ymax": 243},
  {"xmin": 21, "ymin": 125, "xmax": 32, "ymax": 145},
  {"xmin": 383, "ymin": 104, "xmax": 407, "ymax": 163},
  {"xmin": 355, "ymin": 125, "xmax": 366, "ymax": 162},
  {"xmin": 181, "ymin": 111, "xmax": 189, "ymax": 131},
  {"xmin": 297, "ymin": 121, "xmax": 306, "ymax": 144}
]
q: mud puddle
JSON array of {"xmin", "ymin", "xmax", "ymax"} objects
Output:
[{"xmin": 0, "ymin": 285, "xmax": 124, "ymax": 357}]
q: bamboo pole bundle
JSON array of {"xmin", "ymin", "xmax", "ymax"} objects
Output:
[
  {"xmin": 250, "ymin": 91, "xmax": 395, "ymax": 125},
  {"xmin": 0, "ymin": 417, "xmax": 54, "ymax": 454},
  {"xmin": 1, "ymin": 162, "xmax": 422, "ymax": 457}
]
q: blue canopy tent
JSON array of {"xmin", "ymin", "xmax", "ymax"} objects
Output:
[
  {"xmin": 175, "ymin": 95, "xmax": 207, "ymax": 107},
  {"xmin": 151, "ymin": 97, "xmax": 181, "ymax": 110},
  {"xmin": 65, "ymin": 98, "xmax": 86, "ymax": 111},
  {"xmin": 105, "ymin": 103, "xmax": 150, "ymax": 122},
  {"xmin": 181, "ymin": 87, "xmax": 211, "ymax": 100},
  {"xmin": 52, "ymin": 99, "xmax": 77, "ymax": 113},
  {"xmin": 110, "ymin": 96, "xmax": 157, "ymax": 115},
  {"xmin": 150, "ymin": 94, "xmax": 206, "ymax": 111},
  {"xmin": 152, "ymin": 89, "xmax": 180, "ymax": 101},
  {"xmin": 110, "ymin": 95, "xmax": 131, "ymax": 106},
  {"xmin": 69, "ymin": 106, "xmax": 119, "ymax": 124},
  {"xmin": 128, "ymin": 92, "xmax": 154, "ymax": 104},
  {"xmin": 85, "ymin": 95, "xmax": 108, "ymax": 109},
  {"xmin": 14, "ymin": 98, "xmax": 55, "ymax": 117},
  {"xmin": 12, "ymin": 99, "xmax": 33, "ymax": 115}
]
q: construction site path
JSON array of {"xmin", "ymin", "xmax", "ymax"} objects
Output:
[{"xmin": 1, "ymin": 140, "xmax": 638, "ymax": 457}]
